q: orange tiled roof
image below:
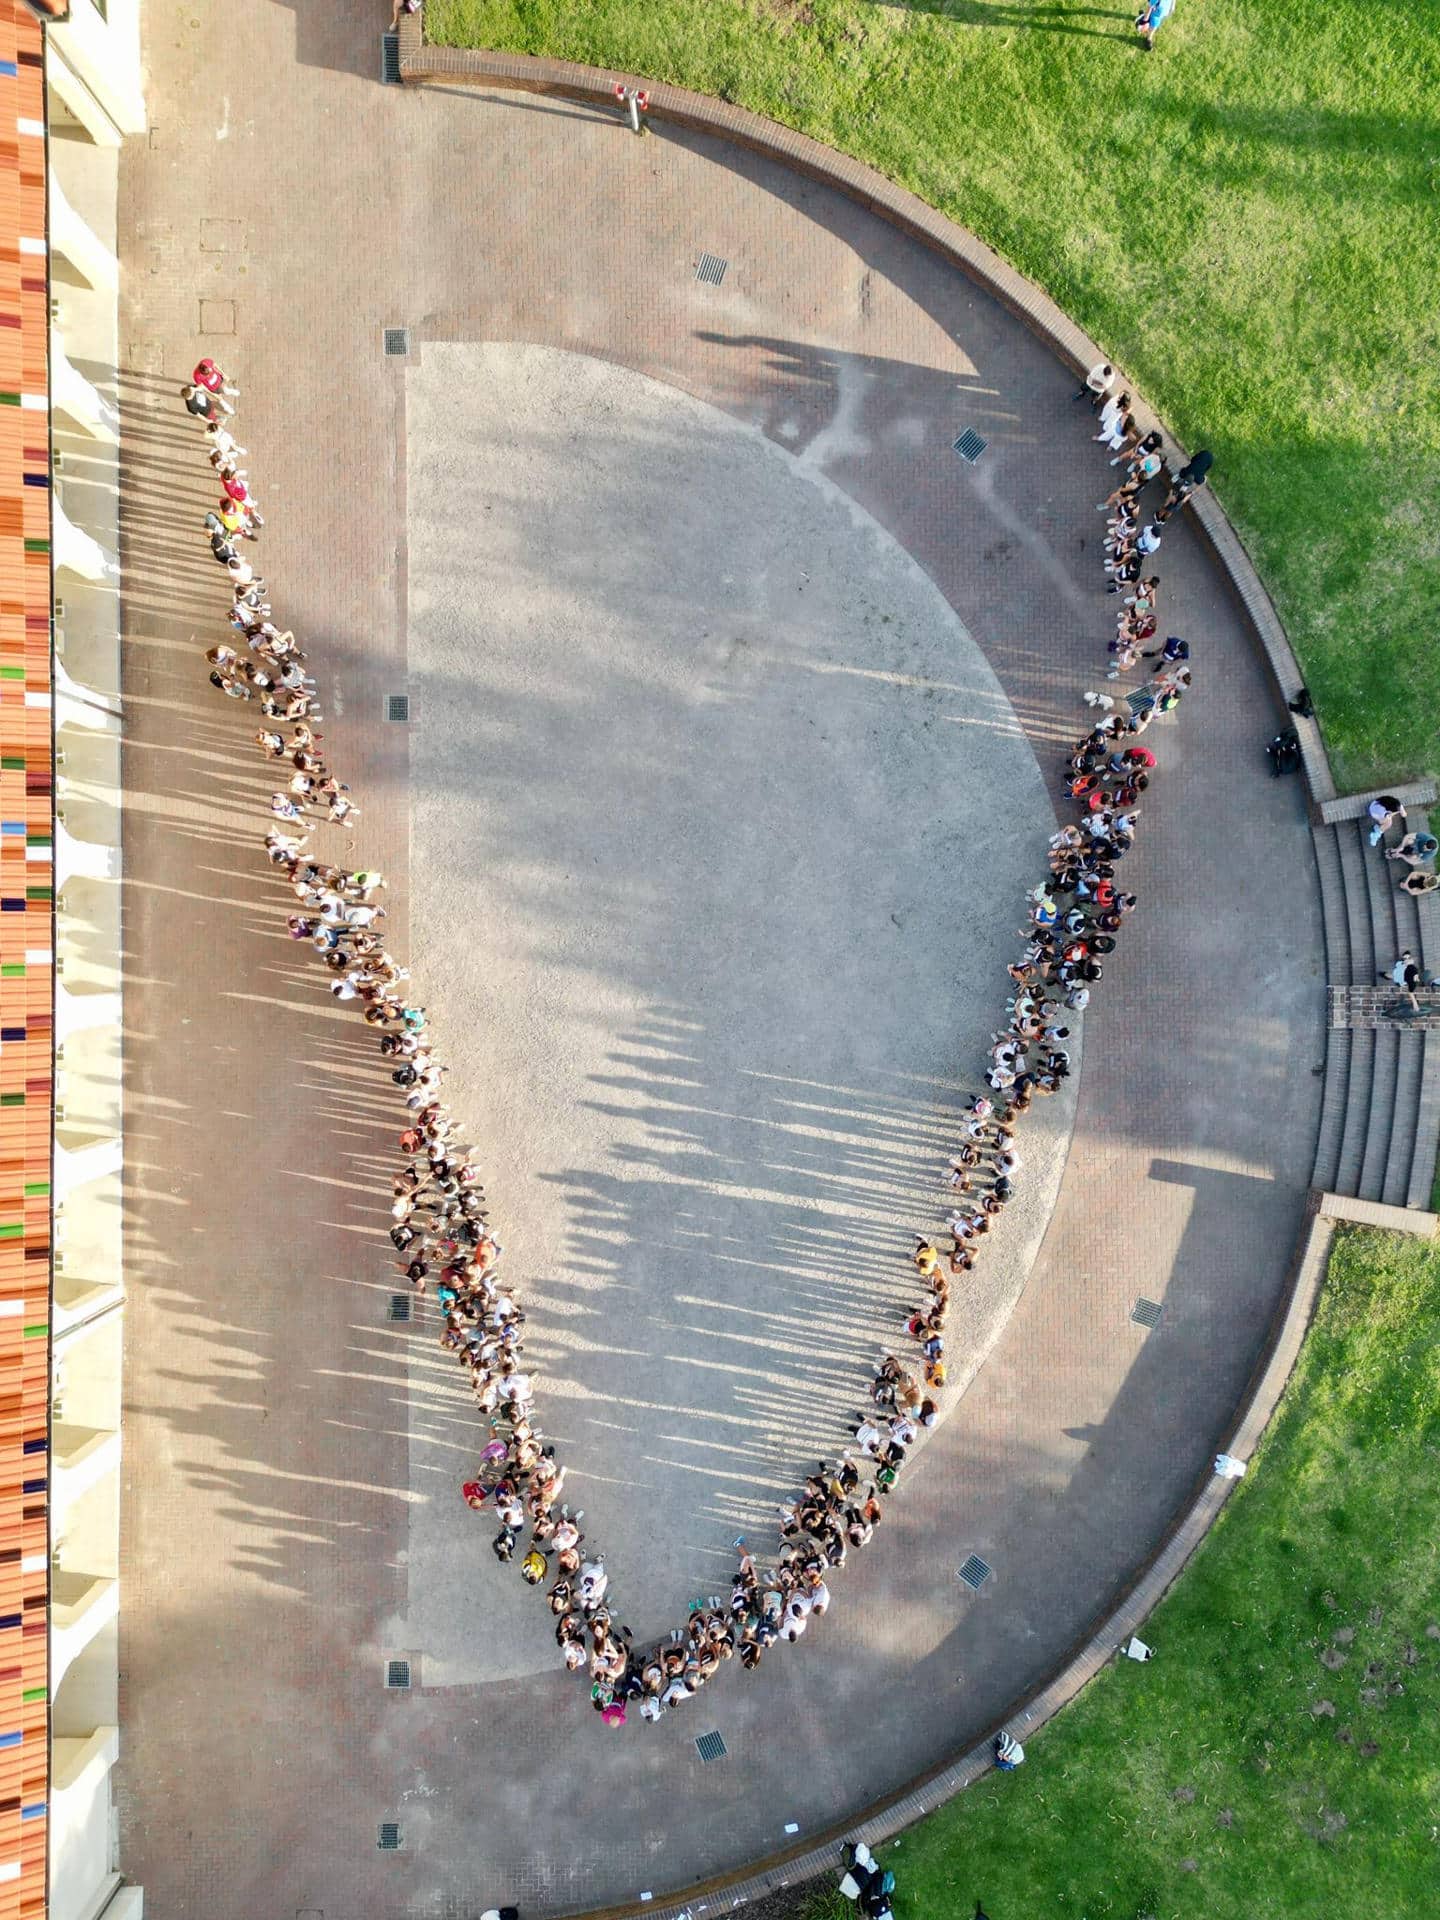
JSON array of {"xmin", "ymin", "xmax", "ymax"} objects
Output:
[{"xmin": 0, "ymin": 5, "xmax": 49, "ymax": 1918}]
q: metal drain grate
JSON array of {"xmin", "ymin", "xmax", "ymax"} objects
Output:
[
  {"xmin": 957, "ymin": 1554, "xmax": 992, "ymax": 1592},
  {"xmin": 377, "ymin": 1821, "xmax": 402, "ymax": 1851},
  {"xmin": 383, "ymin": 326, "xmax": 410, "ymax": 358},
  {"xmin": 381, "ymin": 32, "xmax": 400, "ymax": 85},
  {"xmin": 695, "ymin": 253, "xmax": 728, "ymax": 287},
  {"xmin": 1131, "ymin": 1296, "xmax": 1164, "ymax": 1329},
  {"xmin": 953, "ymin": 428, "xmax": 988, "ymax": 464},
  {"xmin": 695, "ymin": 1730, "xmax": 727, "ymax": 1763},
  {"xmin": 386, "ymin": 1659, "xmax": 411, "ymax": 1690},
  {"xmin": 385, "ymin": 692, "xmax": 410, "ymax": 723}
]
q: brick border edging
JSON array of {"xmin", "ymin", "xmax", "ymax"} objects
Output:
[{"xmin": 397, "ymin": 28, "xmax": 1337, "ymax": 806}]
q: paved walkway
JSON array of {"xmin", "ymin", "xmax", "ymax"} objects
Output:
[{"xmin": 114, "ymin": 7, "xmax": 1322, "ymax": 1915}]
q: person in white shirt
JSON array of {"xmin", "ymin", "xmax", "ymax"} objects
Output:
[{"xmin": 1072, "ymin": 360, "xmax": 1115, "ymax": 408}]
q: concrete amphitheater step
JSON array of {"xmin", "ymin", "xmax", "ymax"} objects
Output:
[
  {"xmin": 1334, "ymin": 1025, "xmax": 1375, "ymax": 1198},
  {"xmin": 1311, "ymin": 822, "xmax": 1350, "ymax": 983},
  {"xmin": 1409, "ymin": 1031, "xmax": 1440, "ymax": 1210},
  {"xmin": 1313, "ymin": 809, "xmax": 1440, "ymax": 1209},
  {"xmin": 1361, "ymin": 818, "xmax": 1409, "ymax": 977},
  {"xmin": 1384, "ymin": 1026, "xmax": 1426, "ymax": 1208},
  {"xmin": 1312, "ymin": 1027, "xmax": 1349, "ymax": 1196},
  {"xmin": 1358, "ymin": 1023, "xmax": 1400, "ymax": 1203},
  {"xmin": 1407, "ymin": 827, "xmax": 1440, "ymax": 1210},
  {"xmin": 1335, "ymin": 820, "xmax": 1377, "ymax": 993}
]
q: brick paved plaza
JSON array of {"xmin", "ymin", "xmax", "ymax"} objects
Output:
[{"xmin": 115, "ymin": 5, "xmax": 1322, "ymax": 1914}]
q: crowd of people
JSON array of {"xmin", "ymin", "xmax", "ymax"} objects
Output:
[
  {"xmin": 1074, "ymin": 360, "xmax": 1205, "ymax": 721},
  {"xmin": 177, "ymin": 349, "xmax": 1196, "ymax": 1728}
]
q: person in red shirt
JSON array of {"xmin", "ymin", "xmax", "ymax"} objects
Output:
[{"xmin": 192, "ymin": 357, "xmax": 238, "ymax": 398}]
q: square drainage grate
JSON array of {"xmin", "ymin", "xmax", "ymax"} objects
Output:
[
  {"xmin": 695, "ymin": 252, "xmax": 728, "ymax": 287},
  {"xmin": 385, "ymin": 692, "xmax": 410, "ymax": 723},
  {"xmin": 383, "ymin": 326, "xmax": 410, "ymax": 358},
  {"xmin": 377, "ymin": 1821, "xmax": 402, "ymax": 1851},
  {"xmin": 695, "ymin": 1730, "xmax": 727, "ymax": 1763},
  {"xmin": 381, "ymin": 31, "xmax": 400, "ymax": 85},
  {"xmin": 385, "ymin": 1658, "xmax": 411, "ymax": 1690},
  {"xmin": 1131, "ymin": 1297, "xmax": 1164, "ymax": 1329},
  {"xmin": 387, "ymin": 1292, "xmax": 412, "ymax": 1322},
  {"xmin": 953, "ymin": 428, "xmax": 988, "ymax": 464},
  {"xmin": 957, "ymin": 1554, "xmax": 992, "ymax": 1592}
]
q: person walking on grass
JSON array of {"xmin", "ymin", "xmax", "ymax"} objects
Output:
[{"xmin": 1135, "ymin": 0, "xmax": 1176, "ymax": 50}]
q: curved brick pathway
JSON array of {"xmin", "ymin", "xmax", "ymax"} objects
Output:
[{"xmin": 115, "ymin": 7, "xmax": 1322, "ymax": 1914}]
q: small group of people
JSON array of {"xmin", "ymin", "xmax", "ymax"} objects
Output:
[
  {"xmin": 1371, "ymin": 795, "xmax": 1440, "ymax": 898},
  {"xmin": 177, "ymin": 347, "xmax": 1194, "ymax": 1730}
]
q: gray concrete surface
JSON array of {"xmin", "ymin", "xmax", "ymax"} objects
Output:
[{"xmin": 402, "ymin": 344, "xmax": 1076, "ymax": 1676}]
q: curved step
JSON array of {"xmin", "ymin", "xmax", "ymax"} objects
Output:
[
  {"xmin": 1358, "ymin": 1025, "xmax": 1399, "ymax": 1202},
  {"xmin": 1312, "ymin": 1027, "xmax": 1350, "ymax": 1195},
  {"xmin": 1335, "ymin": 823, "xmax": 1376, "ymax": 991},
  {"xmin": 1310, "ymin": 823, "xmax": 1350, "ymax": 985},
  {"xmin": 1409, "ymin": 1031, "xmax": 1440, "ymax": 1211},
  {"xmin": 1361, "ymin": 818, "xmax": 1407, "ymax": 983},
  {"xmin": 1334, "ymin": 1027, "xmax": 1375, "ymax": 1198},
  {"xmin": 1384, "ymin": 1031, "xmax": 1425, "ymax": 1208}
]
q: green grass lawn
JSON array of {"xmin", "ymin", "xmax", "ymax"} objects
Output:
[
  {"xmin": 804, "ymin": 1225, "xmax": 1440, "ymax": 1919},
  {"xmin": 426, "ymin": 0, "xmax": 1440, "ymax": 791}
]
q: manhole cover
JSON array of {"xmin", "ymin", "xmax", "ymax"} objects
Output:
[
  {"xmin": 385, "ymin": 693, "xmax": 410, "ymax": 723},
  {"xmin": 957, "ymin": 1554, "xmax": 992, "ymax": 1591},
  {"xmin": 695, "ymin": 1730, "xmax": 727, "ymax": 1763},
  {"xmin": 695, "ymin": 252, "xmax": 728, "ymax": 287},
  {"xmin": 1131, "ymin": 1297, "xmax": 1164, "ymax": 1329},
  {"xmin": 383, "ymin": 326, "xmax": 410, "ymax": 358},
  {"xmin": 385, "ymin": 1659, "xmax": 411, "ymax": 1690},
  {"xmin": 953, "ymin": 428, "xmax": 988, "ymax": 464}
]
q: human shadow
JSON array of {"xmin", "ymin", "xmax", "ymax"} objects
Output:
[{"xmin": 876, "ymin": 0, "xmax": 1130, "ymax": 37}]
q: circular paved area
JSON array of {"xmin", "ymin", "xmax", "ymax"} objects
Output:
[
  {"xmin": 114, "ymin": 6, "xmax": 1323, "ymax": 1916},
  {"xmin": 404, "ymin": 341, "xmax": 1075, "ymax": 1671}
]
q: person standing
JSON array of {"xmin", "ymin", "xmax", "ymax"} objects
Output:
[
  {"xmin": 1072, "ymin": 360, "xmax": 1114, "ymax": 408},
  {"xmin": 1158, "ymin": 448, "xmax": 1213, "ymax": 520},
  {"xmin": 181, "ymin": 382, "xmax": 229, "ymax": 422},
  {"xmin": 192, "ymin": 357, "xmax": 239, "ymax": 400},
  {"xmin": 1135, "ymin": 0, "xmax": 1176, "ymax": 50}
]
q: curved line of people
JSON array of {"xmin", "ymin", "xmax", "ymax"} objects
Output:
[
  {"xmin": 1074, "ymin": 356, "xmax": 1209, "ymax": 709},
  {"xmin": 177, "ymin": 353, "xmax": 1196, "ymax": 1729}
]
